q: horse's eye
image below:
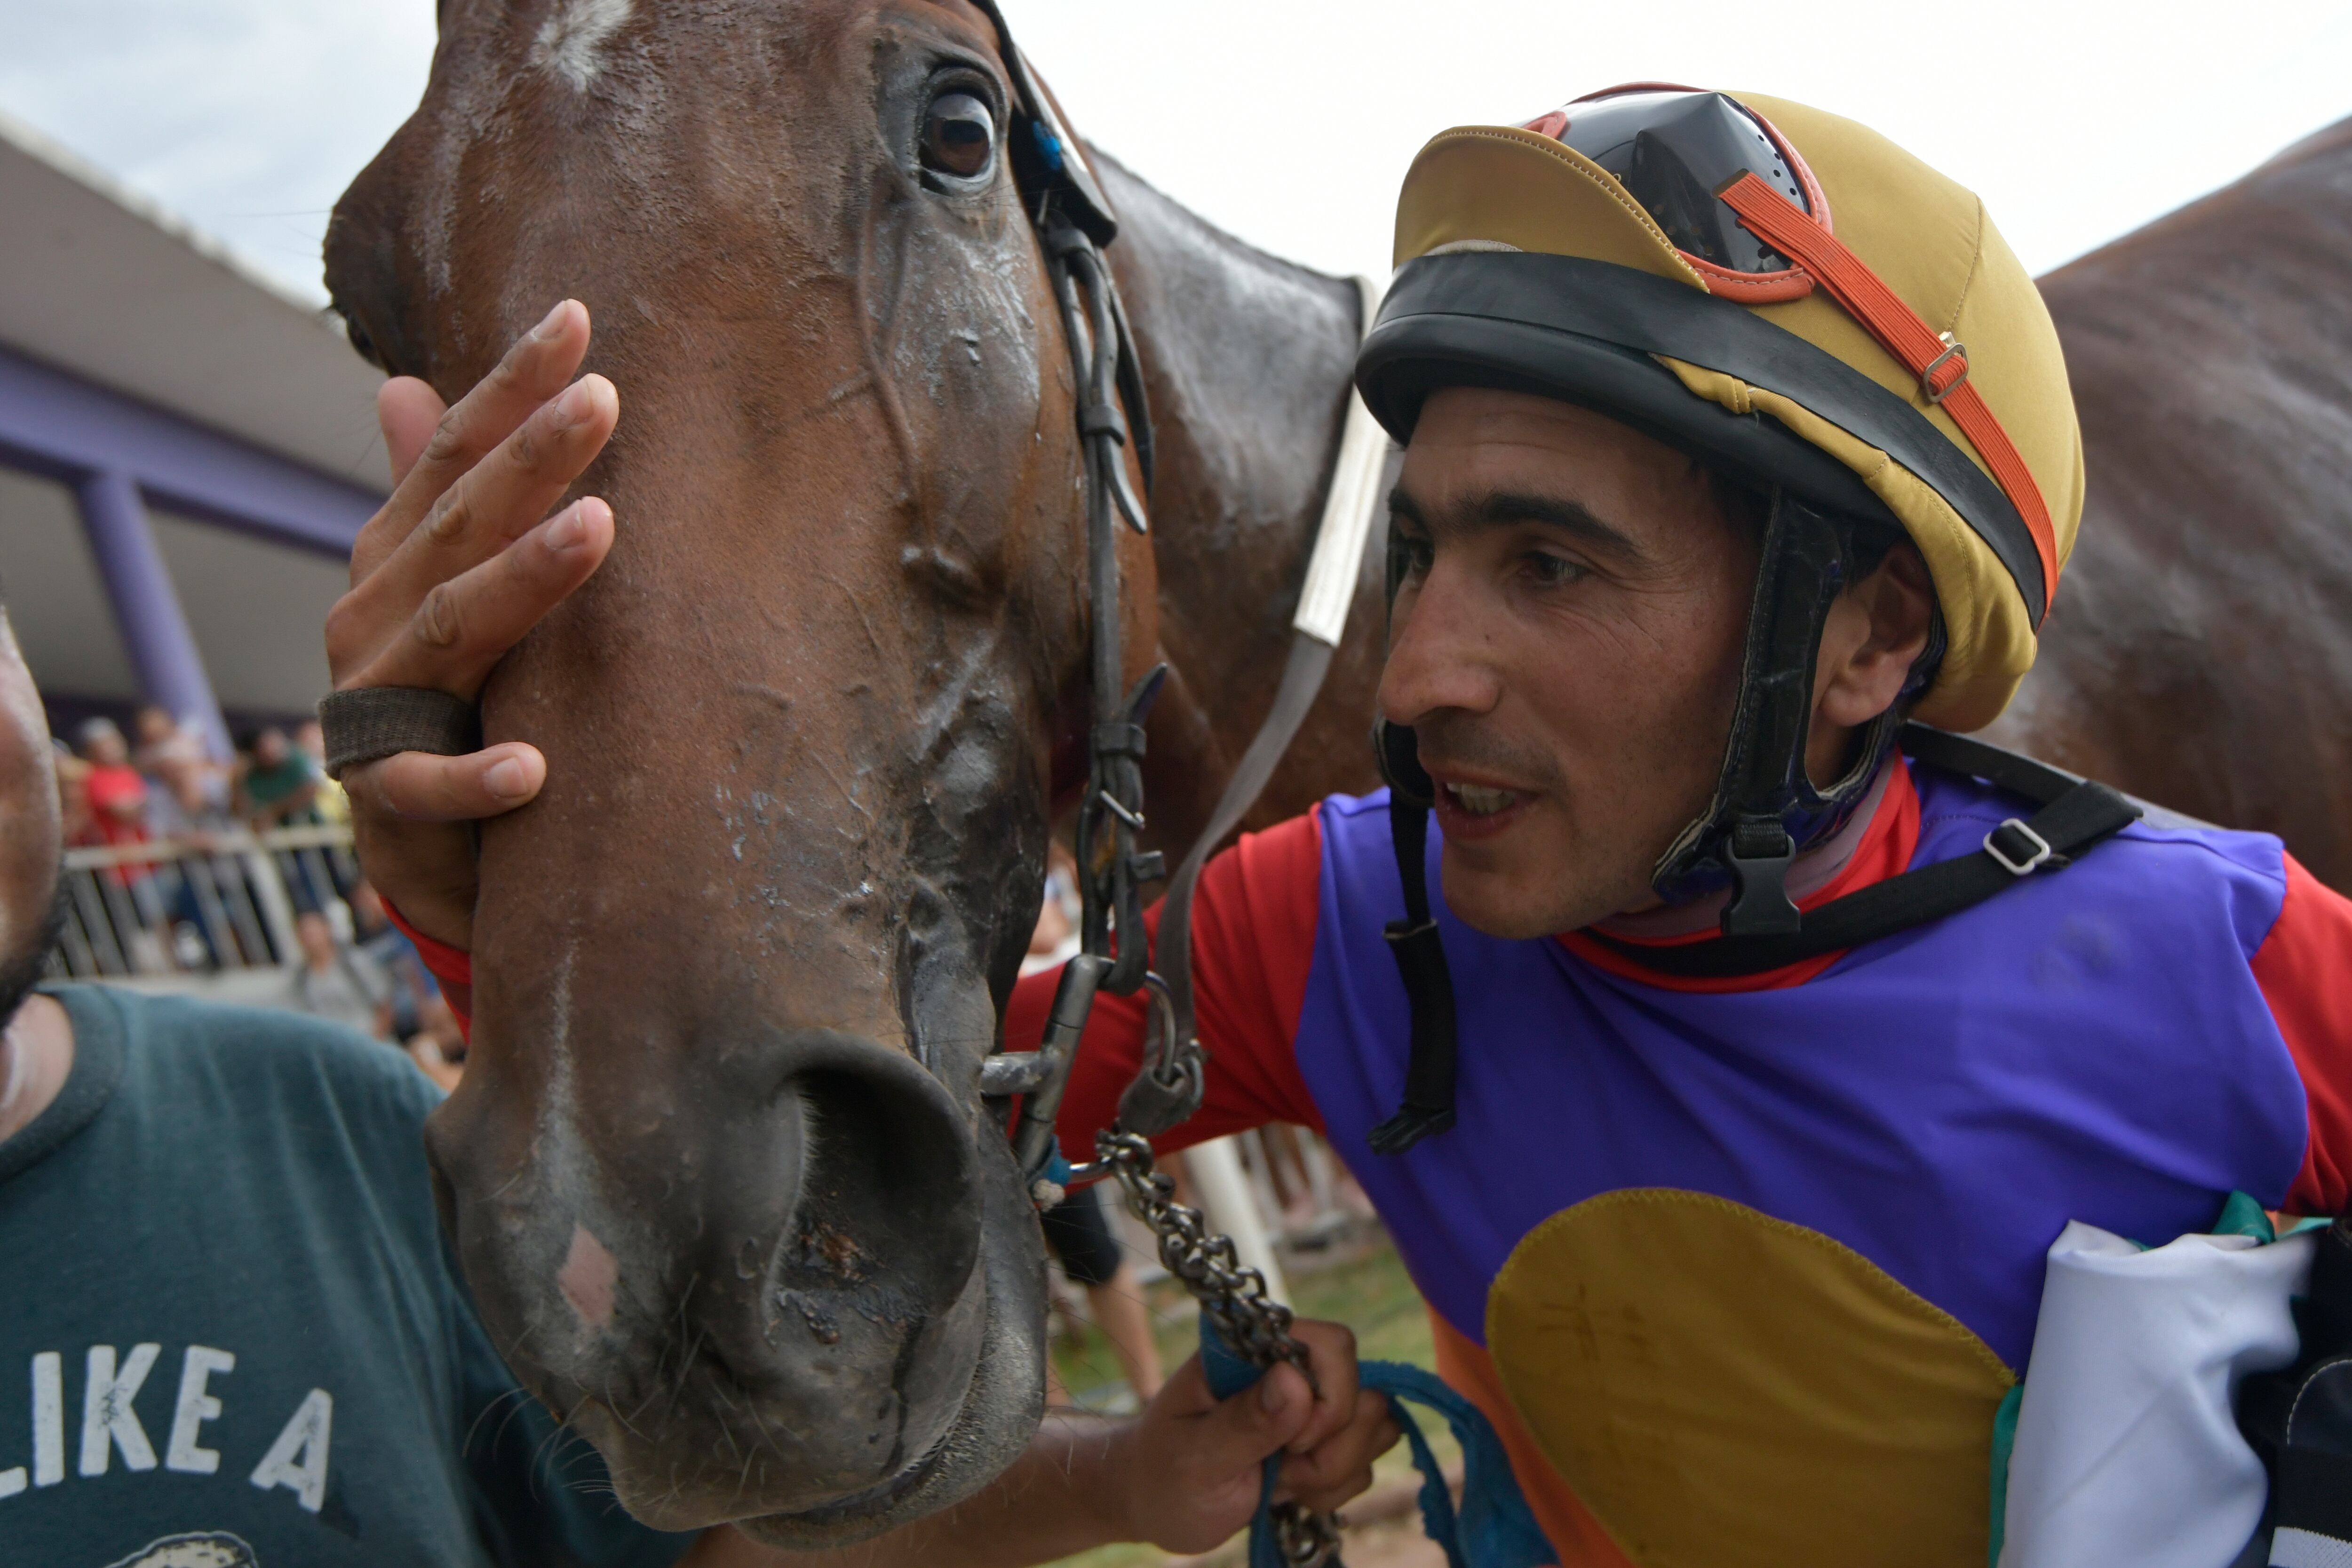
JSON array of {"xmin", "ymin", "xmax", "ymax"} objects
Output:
[{"xmin": 921, "ymin": 91, "xmax": 995, "ymax": 181}]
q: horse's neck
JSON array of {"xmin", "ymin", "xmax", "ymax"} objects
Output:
[
  {"xmin": 1094, "ymin": 154, "xmax": 1363, "ymax": 559},
  {"xmin": 1089, "ymin": 153, "xmax": 1378, "ymax": 846}
]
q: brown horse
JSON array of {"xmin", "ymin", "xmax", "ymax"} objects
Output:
[
  {"xmin": 325, "ymin": 0, "xmax": 1382, "ymax": 1542},
  {"xmin": 1991, "ymin": 115, "xmax": 2352, "ymax": 887}
]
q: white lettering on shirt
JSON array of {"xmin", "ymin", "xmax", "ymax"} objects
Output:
[
  {"xmin": 163, "ymin": 1346, "xmax": 236, "ymax": 1475},
  {"xmin": 247, "ymin": 1388, "xmax": 332, "ymax": 1513},
  {"xmin": 31, "ymin": 1351, "xmax": 62, "ymax": 1486},
  {"xmin": 79, "ymin": 1343, "xmax": 161, "ymax": 1476}
]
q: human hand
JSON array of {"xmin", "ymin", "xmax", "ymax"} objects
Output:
[
  {"xmin": 1110, "ymin": 1319, "xmax": 1400, "ymax": 1554},
  {"xmin": 324, "ymin": 299, "xmax": 618, "ymax": 947}
]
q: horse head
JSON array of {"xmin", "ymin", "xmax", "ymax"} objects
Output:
[{"xmin": 324, "ymin": 0, "xmax": 1155, "ymax": 1539}]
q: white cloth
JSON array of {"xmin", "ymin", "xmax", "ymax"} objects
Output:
[
  {"xmin": 2273, "ymin": 1527, "xmax": 2352, "ymax": 1567},
  {"xmin": 2001, "ymin": 1218, "xmax": 2316, "ymax": 1568}
]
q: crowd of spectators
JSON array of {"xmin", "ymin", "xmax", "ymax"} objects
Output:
[
  {"xmin": 45, "ymin": 703, "xmax": 465, "ymax": 1086},
  {"xmin": 50, "ymin": 707, "xmax": 348, "ymax": 849}
]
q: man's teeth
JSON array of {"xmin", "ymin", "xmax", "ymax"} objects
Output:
[{"xmin": 1446, "ymin": 783, "xmax": 1518, "ymax": 816}]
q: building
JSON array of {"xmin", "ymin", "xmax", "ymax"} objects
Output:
[{"xmin": 0, "ymin": 107, "xmax": 385, "ymax": 753}]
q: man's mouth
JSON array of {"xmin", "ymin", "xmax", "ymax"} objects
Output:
[
  {"xmin": 1430, "ymin": 776, "xmax": 1535, "ymax": 841},
  {"xmin": 1445, "ymin": 782, "xmax": 1518, "ymax": 816}
]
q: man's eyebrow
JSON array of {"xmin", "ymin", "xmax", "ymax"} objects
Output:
[{"xmin": 1389, "ymin": 484, "xmax": 1645, "ymax": 561}]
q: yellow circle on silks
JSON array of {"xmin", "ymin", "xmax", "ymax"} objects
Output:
[{"xmin": 1486, "ymin": 1188, "xmax": 2015, "ymax": 1568}]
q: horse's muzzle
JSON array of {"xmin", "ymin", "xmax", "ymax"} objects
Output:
[{"xmin": 426, "ymin": 1028, "xmax": 998, "ymax": 1527}]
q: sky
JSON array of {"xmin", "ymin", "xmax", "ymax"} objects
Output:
[{"xmin": 2, "ymin": 1, "xmax": 2350, "ymax": 305}]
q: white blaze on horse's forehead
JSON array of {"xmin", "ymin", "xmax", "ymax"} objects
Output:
[
  {"xmin": 530, "ymin": 0, "xmax": 633, "ymax": 91},
  {"xmin": 558, "ymin": 1224, "xmax": 620, "ymax": 1332}
]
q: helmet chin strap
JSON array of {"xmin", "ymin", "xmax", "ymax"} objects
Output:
[{"xmin": 1651, "ymin": 486, "xmax": 1904, "ymax": 935}]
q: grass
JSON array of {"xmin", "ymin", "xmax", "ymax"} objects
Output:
[{"xmin": 1045, "ymin": 1230, "xmax": 1455, "ymax": 1568}]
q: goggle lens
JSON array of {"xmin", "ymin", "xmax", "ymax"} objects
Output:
[{"xmin": 1526, "ymin": 89, "xmax": 1815, "ymax": 277}]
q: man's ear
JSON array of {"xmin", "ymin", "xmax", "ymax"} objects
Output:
[{"xmin": 1814, "ymin": 542, "xmax": 1936, "ymax": 732}]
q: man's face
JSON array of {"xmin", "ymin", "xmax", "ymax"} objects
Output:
[
  {"xmin": 254, "ymin": 730, "xmax": 288, "ymax": 768},
  {"xmin": 0, "ymin": 609, "xmax": 64, "ymax": 1022},
  {"xmin": 1378, "ymin": 388, "xmax": 1759, "ymax": 939}
]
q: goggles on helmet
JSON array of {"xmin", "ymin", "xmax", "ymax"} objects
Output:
[{"xmin": 1523, "ymin": 86, "xmax": 1826, "ymax": 301}]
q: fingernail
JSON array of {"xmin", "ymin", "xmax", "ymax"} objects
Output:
[
  {"xmin": 532, "ymin": 300, "xmax": 572, "ymax": 340},
  {"xmin": 547, "ymin": 503, "xmax": 587, "ymax": 550},
  {"xmin": 556, "ymin": 377, "xmax": 597, "ymax": 423},
  {"xmin": 485, "ymin": 756, "xmax": 530, "ymax": 799}
]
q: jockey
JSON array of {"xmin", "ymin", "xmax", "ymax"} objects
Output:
[
  {"xmin": 1010, "ymin": 87, "xmax": 2352, "ymax": 1566},
  {"xmin": 336, "ymin": 87, "xmax": 2352, "ymax": 1567}
]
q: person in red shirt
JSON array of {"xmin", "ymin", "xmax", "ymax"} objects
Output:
[{"xmin": 74, "ymin": 717, "xmax": 147, "ymax": 851}]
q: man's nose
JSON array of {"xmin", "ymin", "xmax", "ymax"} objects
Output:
[{"xmin": 1378, "ymin": 565, "xmax": 1505, "ymax": 727}]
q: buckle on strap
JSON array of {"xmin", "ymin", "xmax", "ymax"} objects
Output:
[
  {"xmin": 1922, "ymin": 333, "xmax": 1968, "ymax": 405},
  {"xmin": 1984, "ymin": 818, "xmax": 2053, "ymax": 876}
]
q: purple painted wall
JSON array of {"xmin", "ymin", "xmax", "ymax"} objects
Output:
[
  {"xmin": 74, "ymin": 467, "xmax": 232, "ymax": 759},
  {"xmin": 0, "ymin": 341, "xmax": 382, "ymax": 755}
]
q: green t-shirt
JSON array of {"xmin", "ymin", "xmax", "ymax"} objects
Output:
[
  {"xmin": 242, "ymin": 755, "xmax": 322, "ymax": 825},
  {"xmin": 0, "ymin": 985, "xmax": 694, "ymax": 1568}
]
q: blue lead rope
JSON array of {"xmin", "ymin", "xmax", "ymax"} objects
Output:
[{"xmin": 1198, "ymin": 1318, "xmax": 1552, "ymax": 1568}]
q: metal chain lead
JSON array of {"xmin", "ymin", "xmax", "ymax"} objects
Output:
[{"xmin": 1097, "ymin": 1130, "xmax": 1343, "ymax": 1568}]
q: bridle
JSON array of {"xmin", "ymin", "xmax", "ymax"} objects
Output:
[
  {"xmin": 954, "ymin": 0, "xmax": 1188, "ymax": 1189},
  {"xmin": 963, "ymin": 5, "xmax": 1391, "ymax": 1206},
  {"xmin": 961, "ymin": 14, "xmax": 1392, "ymax": 1561}
]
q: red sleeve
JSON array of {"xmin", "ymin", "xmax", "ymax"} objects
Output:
[
  {"xmin": 2254, "ymin": 853, "xmax": 2352, "ymax": 1215},
  {"xmin": 383, "ymin": 899, "xmax": 473, "ymax": 1041},
  {"xmin": 1009, "ymin": 807, "xmax": 1329, "ymax": 1161}
]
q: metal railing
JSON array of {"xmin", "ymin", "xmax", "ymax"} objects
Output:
[{"xmin": 49, "ymin": 824, "xmax": 358, "ymax": 979}]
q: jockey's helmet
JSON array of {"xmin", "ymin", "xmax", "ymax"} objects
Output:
[{"xmin": 1358, "ymin": 86, "xmax": 2083, "ymax": 914}]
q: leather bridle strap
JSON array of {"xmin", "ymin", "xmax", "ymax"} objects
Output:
[{"xmin": 945, "ymin": 0, "xmax": 1176, "ymax": 1187}]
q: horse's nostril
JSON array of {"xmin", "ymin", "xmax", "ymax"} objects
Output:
[{"xmin": 775, "ymin": 1063, "xmax": 982, "ymax": 1327}]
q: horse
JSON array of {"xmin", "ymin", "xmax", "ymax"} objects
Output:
[
  {"xmin": 325, "ymin": 0, "xmax": 2352, "ymax": 1540},
  {"xmin": 324, "ymin": 0, "xmax": 1383, "ymax": 1542},
  {"xmin": 1990, "ymin": 114, "xmax": 2352, "ymax": 888}
]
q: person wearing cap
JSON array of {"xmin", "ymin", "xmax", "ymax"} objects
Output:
[{"xmin": 322, "ymin": 88, "xmax": 2352, "ymax": 1566}]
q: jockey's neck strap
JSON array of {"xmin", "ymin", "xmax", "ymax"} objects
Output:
[
  {"xmin": 1369, "ymin": 724, "xmax": 2143, "ymax": 1152},
  {"xmin": 1579, "ymin": 725, "xmax": 2141, "ymax": 978}
]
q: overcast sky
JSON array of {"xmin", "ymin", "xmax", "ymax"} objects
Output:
[{"xmin": 3, "ymin": 1, "xmax": 2350, "ymax": 305}]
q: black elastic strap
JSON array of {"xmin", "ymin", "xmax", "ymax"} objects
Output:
[
  {"xmin": 1367, "ymin": 798, "xmax": 1460, "ymax": 1155},
  {"xmin": 1582, "ymin": 725, "xmax": 2143, "ymax": 979},
  {"xmin": 1689, "ymin": 491, "xmax": 1860, "ymax": 932},
  {"xmin": 316, "ymin": 686, "xmax": 481, "ymax": 780}
]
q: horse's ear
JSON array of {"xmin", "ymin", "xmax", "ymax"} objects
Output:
[{"xmin": 969, "ymin": 0, "xmax": 1120, "ymax": 245}]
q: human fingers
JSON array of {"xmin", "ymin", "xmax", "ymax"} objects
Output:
[
  {"xmin": 1120, "ymin": 1356, "xmax": 1312, "ymax": 1553},
  {"xmin": 378, "ymin": 377, "xmax": 448, "ymax": 493},
  {"xmin": 1275, "ymin": 1388, "xmax": 1401, "ymax": 1516},
  {"xmin": 354, "ymin": 374, "xmax": 618, "ymax": 629},
  {"xmin": 349, "ymin": 299, "xmax": 591, "ymax": 579},
  {"xmin": 348, "ymin": 743, "xmax": 547, "ymax": 824},
  {"xmin": 340, "ymin": 495, "xmax": 612, "ymax": 699},
  {"xmin": 1277, "ymin": 1319, "xmax": 1364, "ymax": 1455}
]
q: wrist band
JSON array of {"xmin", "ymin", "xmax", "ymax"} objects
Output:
[{"xmin": 317, "ymin": 686, "xmax": 483, "ymax": 780}]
